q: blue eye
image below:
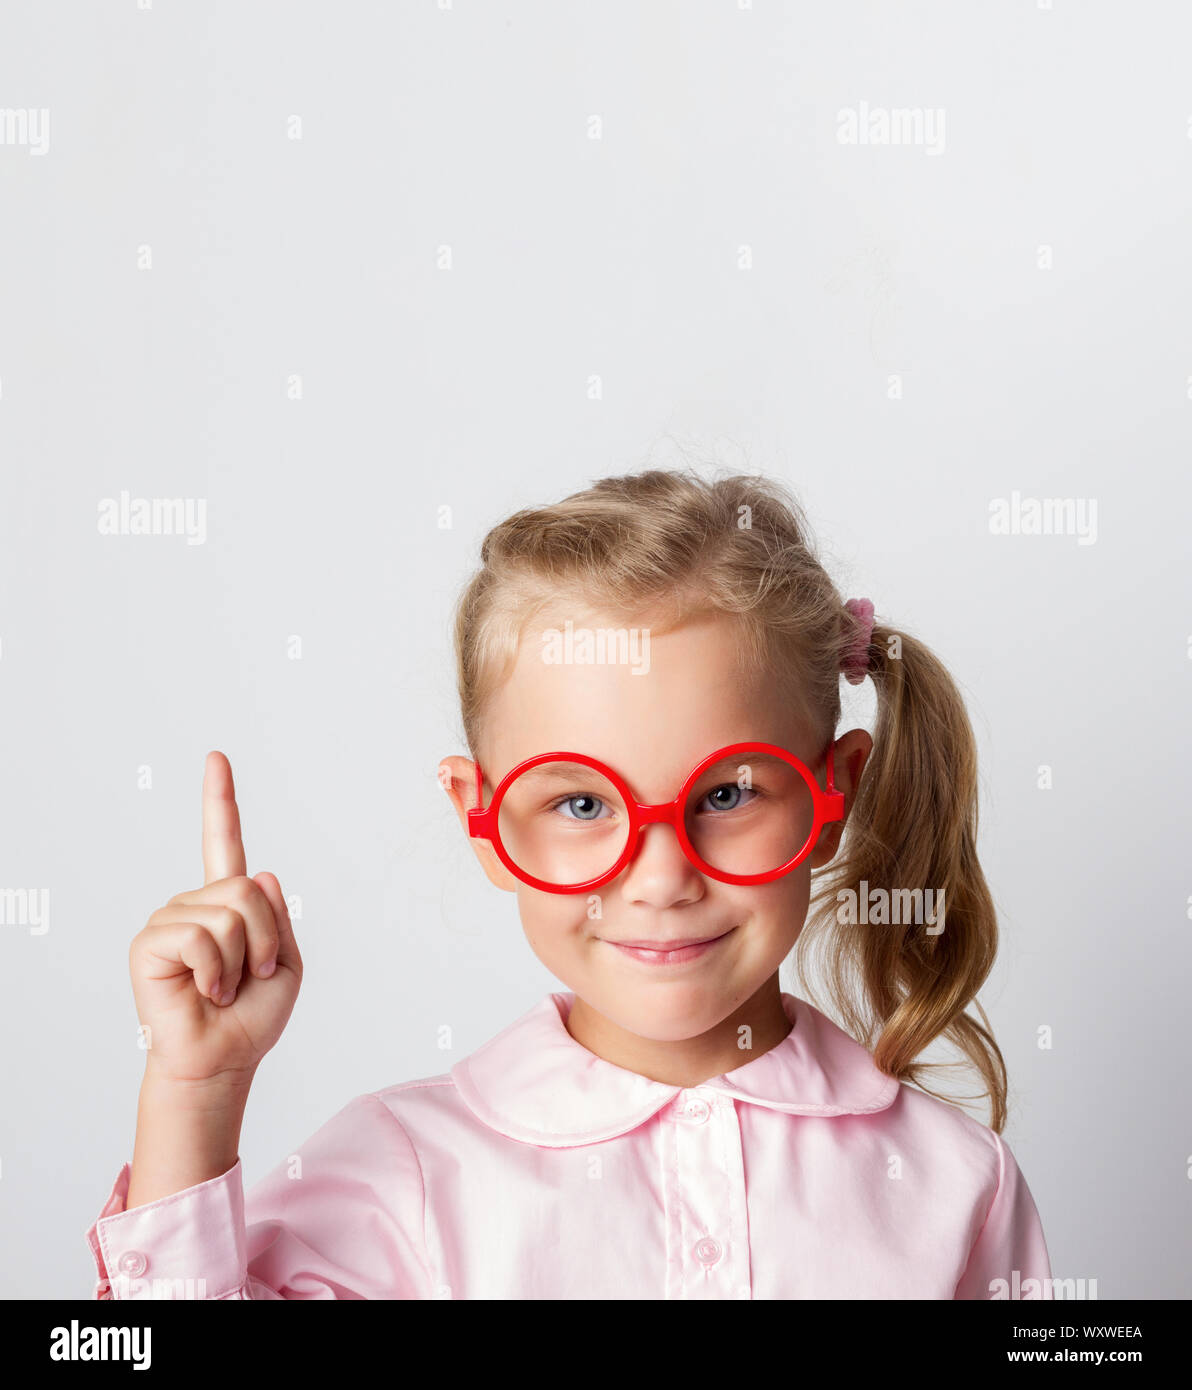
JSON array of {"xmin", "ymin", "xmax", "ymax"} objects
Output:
[
  {"xmin": 698, "ymin": 784, "xmax": 757, "ymax": 814},
  {"xmin": 555, "ymin": 794, "xmax": 608, "ymax": 821}
]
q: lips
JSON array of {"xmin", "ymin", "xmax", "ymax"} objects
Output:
[
  {"xmin": 608, "ymin": 933, "xmax": 728, "ymax": 950},
  {"xmin": 602, "ymin": 928, "xmax": 736, "ymax": 967}
]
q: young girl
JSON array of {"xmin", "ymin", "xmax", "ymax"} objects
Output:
[{"xmin": 87, "ymin": 469, "xmax": 1051, "ymax": 1300}]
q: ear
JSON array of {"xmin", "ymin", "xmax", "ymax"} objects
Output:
[
  {"xmin": 438, "ymin": 754, "xmax": 519, "ymax": 894},
  {"xmin": 808, "ymin": 728, "xmax": 873, "ymax": 870}
]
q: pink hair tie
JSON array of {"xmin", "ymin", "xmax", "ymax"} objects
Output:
[{"xmin": 841, "ymin": 598, "xmax": 875, "ymax": 684}]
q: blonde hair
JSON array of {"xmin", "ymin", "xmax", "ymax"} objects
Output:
[{"xmin": 453, "ymin": 468, "xmax": 1007, "ymax": 1131}]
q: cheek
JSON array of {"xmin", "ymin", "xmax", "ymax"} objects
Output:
[
  {"xmin": 515, "ymin": 890, "xmax": 594, "ymax": 954},
  {"xmin": 721, "ymin": 862, "xmax": 812, "ymax": 904},
  {"xmin": 723, "ymin": 874, "xmax": 813, "ymax": 949}
]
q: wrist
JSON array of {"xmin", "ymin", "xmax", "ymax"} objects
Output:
[
  {"xmin": 140, "ymin": 1062, "xmax": 256, "ymax": 1111},
  {"xmin": 126, "ymin": 1071, "xmax": 252, "ymax": 1210}
]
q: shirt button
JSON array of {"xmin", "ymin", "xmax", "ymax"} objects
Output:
[
  {"xmin": 116, "ymin": 1250, "xmax": 147, "ymax": 1278},
  {"xmin": 694, "ymin": 1237, "xmax": 722, "ymax": 1265}
]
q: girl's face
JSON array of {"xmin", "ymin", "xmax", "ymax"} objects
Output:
[{"xmin": 443, "ymin": 610, "xmax": 861, "ymax": 1046}]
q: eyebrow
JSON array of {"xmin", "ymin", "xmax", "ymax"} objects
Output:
[{"xmin": 513, "ymin": 762, "xmax": 609, "ymax": 785}]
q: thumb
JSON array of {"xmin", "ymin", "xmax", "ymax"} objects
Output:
[{"xmin": 252, "ymin": 871, "xmax": 301, "ymax": 975}]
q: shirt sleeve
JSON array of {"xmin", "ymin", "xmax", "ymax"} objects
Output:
[
  {"xmin": 85, "ymin": 1092, "xmax": 434, "ymax": 1300},
  {"xmin": 954, "ymin": 1130, "xmax": 1053, "ymax": 1300}
]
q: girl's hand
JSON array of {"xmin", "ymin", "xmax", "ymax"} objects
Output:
[{"xmin": 128, "ymin": 751, "xmax": 303, "ymax": 1089}]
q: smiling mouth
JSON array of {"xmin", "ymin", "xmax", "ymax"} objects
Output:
[
  {"xmin": 601, "ymin": 927, "xmax": 737, "ymax": 966},
  {"xmin": 607, "ymin": 931, "xmax": 730, "ymax": 950}
]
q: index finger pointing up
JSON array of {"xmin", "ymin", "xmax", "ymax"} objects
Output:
[{"xmin": 203, "ymin": 750, "xmax": 247, "ymax": 884}]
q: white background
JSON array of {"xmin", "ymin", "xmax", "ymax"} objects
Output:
[{"xmin": 1, "ymin": 0, "xmax": 1188, "ymax": 1298}]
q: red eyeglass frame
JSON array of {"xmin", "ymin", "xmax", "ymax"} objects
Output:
[{"xmin": 466, "ymin": 741, "xmax": 846, "ymax": 894}]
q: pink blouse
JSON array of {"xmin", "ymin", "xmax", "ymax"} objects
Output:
[{"xmin": 86, "ymin": 990, "xmax": 1052, "ymax": 1299}]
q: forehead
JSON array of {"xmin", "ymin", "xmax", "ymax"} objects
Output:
[{"xmin": 480, "ymin": 608, "xmax": 818, "ymax": 794}]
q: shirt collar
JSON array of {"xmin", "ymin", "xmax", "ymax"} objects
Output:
[{"xmin": 450, "ymin": 990, "xmax": 900, "ymax": 1147}]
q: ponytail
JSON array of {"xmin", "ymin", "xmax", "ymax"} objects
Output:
[{"xmin": 800, "ymin": 618, "xmax": 1009, "ymax": 1131}]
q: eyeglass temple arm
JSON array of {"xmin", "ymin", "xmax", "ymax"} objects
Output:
[
  {"xmin": 466, "ymin": 761, "xmax": 495, "ymax": 838},
  {"xmin": 824, "ymin": 742, "xmax": 845, "ymax": 820}
]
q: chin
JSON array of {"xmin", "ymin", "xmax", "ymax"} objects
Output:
[{"xmin": 588, "ymin": 982, "xmax": 735, "ymax": 1041}]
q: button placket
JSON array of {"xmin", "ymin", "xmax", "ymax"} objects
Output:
[{"xmin": 662, "ymin": 1089, "xmax": 751, "ymax": 1298}]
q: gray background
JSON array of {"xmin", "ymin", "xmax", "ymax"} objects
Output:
[{"xmin": 1, "ymin": 0, "xmax": 1188, "ymax": 1298}]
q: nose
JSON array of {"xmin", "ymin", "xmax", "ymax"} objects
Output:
[{"xmin": 618, "ymin": 820, "xmax": 705, "ymax": 909}]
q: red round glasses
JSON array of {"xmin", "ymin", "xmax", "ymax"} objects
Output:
[{"xmin": 466, "ymin": 741, "xmax": 846, "ymax": 894}]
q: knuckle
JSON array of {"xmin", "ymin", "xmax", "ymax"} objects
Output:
[
  {"xmin": 212, "ymin": 905, "xmax": 244, "ymax": 936},
  {"xmin": 180, "ymin": 922, "xmax": 210, "ymax": 951},
  {"xmin": 226, "ymin": 875, "xmax": 261, "ymax": 908}
]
